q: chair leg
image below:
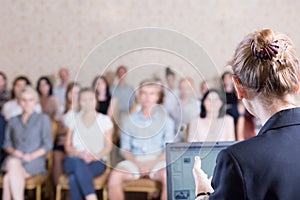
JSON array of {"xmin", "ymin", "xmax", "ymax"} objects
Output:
[
  {"xmin": 102, "ymin": 186, "xmax": 108, "ymax": 200},
  {"xmin": 36, "ymin": 185, "xmax": 41, "ymax": 200},
  {"xmin": 56, "ymin": 185, "xmax": 62, "ymax": 200}
]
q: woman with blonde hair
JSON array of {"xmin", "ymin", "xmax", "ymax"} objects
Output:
[
  {"xmin": 2, "ymin": 86, "xmax": 53, "ymax": 200},
  {"xmin": 193, "ymin": 29, "xmax": 300, "ymax": 199}
]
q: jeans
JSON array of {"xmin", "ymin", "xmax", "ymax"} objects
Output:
[{"xmin": 63, "ymin": 156, "xmax": 106, "ymax": 200}]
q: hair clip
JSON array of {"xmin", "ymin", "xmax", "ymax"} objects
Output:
[{"xmin": 251, "ymin": 40, "xmax": 279, "ymax": 60}]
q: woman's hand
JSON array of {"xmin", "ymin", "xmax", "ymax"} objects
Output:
[
  {"xmin": 193, "ymin": 156, "xmax": 214, "ymax": 195},
  {"xmin": 12, "ymin": 150, "xmax": 24, "ymax": 158},
  {"xmin": 136, "ymin": 161, "xmax": 153, "ymax": 177},
  {"xmin": 78, "ymin": 151, "xmax": 95, "ymax": 163},
  {"xmin": 23, "ymin": 153, "xmax": 33, "ymax": 162}
]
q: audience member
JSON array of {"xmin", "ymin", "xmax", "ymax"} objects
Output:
[
  {"xmin": 110, "ymin": 66, "xmax": 135, "ymax": 118},
  {"xmin": 2, "ymin": 86, "xmax": 53, "ymax": 200},
  {"xmin": 92, "ymin": 75, "xmax": 119, "ymax": 120},
  {"xmin": 163, "ymin": 67, "xmax": 179, "ymax": 120},
  {"xmin": 222, "ymin": 71, "xmax": 239, "ymax": 126},
  {"xmin": 0, "ymin": 72, "xmax": 9, "ymax": 113},
  {"xmin": 170, "ymin": 77, "xmax": 200, "ymax": 141},
  {"xmin": 108, "ymin": 79, "xmax": 174, "ymax": 200},
  {"xmin": 129, "ymin": 77, "xmax": 165, "ymax": 114},
  {"xmin": 2, "ymin": 76, "xmax": 41, "ymax": 121},
  {"xmin": 188, "ymin": 89, "xmax": 235, "ymax": 142},
  {"xmin": 36, "ymin": 76, "xmax": 61, "ymax": 121},
  {"xmin": 0, "ymin": 115, "xmax": 5, "ymax": 161},
  {"xmin": 54, "ymin": 67, "xmax": 70, "ymax": 111},
  {"xmin": 63, "ymin": 88, "xmax": 113, "ymax": 200},
  {"xmin": 52, "ymin": 82, "xmax": 80, "ymax": 186}
]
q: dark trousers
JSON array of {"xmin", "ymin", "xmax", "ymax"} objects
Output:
[{"xmin": 63, "ymin": 156, "xmax": 106, "ymax": 200}]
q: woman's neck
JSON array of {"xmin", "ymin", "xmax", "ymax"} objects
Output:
[
  {"xmin": 205, "ymin": 111, "xmax": 220, "ymax": 120},
  {"xmin": 225, "ymin": 84, "xmax": 234, "ymax": 92},
  {"xmin": 181, "ymin": 95, "xmax": 191, "ymax": 104},
  {"xmin": 118, "ymin": 79, "xmax": 126, "ymax": 87},
  {"xmin": 22, "ymin": 111, "xmax": 33, "ymax": 124},
  {"xmin": 251, "ymin": 94, "xmax": 297, "ymax": 125},
  {"xmin": 82, "ymin": 109, "xmax": 95, "ymax": 117},
  {"xmin": 40, "ymin": 94, "xmax": 49, "ymax": 99},
  {"xmin": 142, "ymin": 107, "xmax": 154, "ymax": 118},
  {"xmin": 97, "ymin": 92, "xmax": 107, "ymax": 101}
]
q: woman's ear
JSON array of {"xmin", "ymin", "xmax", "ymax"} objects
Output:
[{"xmin": 232, "ymin": 76, "xmax": 246, "ymax": 100}]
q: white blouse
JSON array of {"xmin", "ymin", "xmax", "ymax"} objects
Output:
[{"xmin": 69, "ymin": 112, "xmax": 113, "ymax": 154}]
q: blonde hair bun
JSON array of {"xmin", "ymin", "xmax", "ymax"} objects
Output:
[{"xmin": 230, "ymin": 29, "xmax": 299, "ymax": 98}]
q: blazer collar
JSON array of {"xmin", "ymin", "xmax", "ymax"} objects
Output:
[{"xmin": 258, "ymin": 107, "xmax": 300, "ymax": 136}]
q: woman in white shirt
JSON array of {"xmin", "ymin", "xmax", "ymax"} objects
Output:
[
  {"xmin": 188, "ymin": 89, "xmax": 235, "ymax": 142},
  {"xmin": 63, "ymin": 88, "xmax": 113, "ymax": 200}
]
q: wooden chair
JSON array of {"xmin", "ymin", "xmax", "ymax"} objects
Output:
[
  {"xmin": 123, "ymin": 178, "xmax": 162, "ymax": 200},
  {"xmin": 55, "ymin": 158, "xmax": 111, "ymax": 200},
  {"xmin": 0, "ymin": 151, "xmax": 53, "ymax": 200}
]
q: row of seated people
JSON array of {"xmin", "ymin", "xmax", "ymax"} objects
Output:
[
  {"xmin": 0, "ymin": 76, "xmax": 256, "ymax": 200},
  {"xmin": 0, "ymin": 66, "xmax": 255, "ymax": 142},
  {"xmin": 0, "ymin": 68, "xmax": 257, "ymax": 199}
]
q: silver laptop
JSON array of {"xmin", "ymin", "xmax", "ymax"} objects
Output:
[{"xmin": 166, "ymin": 142, "xmax": 236, "ymax": 200}]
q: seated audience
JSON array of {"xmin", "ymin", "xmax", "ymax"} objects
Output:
[
  {"xmin": 2, "ymin": 86, "xmax": 53, "ymax": 200},
  {"xmin": 53, "ymin": 67, "xmax": 70, "ymax": 111},
  {"xmin": 188, "ymin": 89, "xmax": 235, "ymax": 142},
  {"xmin": 0, "ymin": 72, "xmax": 9, "ymax": 113},
  {"xmin": 2, "ymin": 76, "xmax": 41, "ymax": 121},
  {"xmin": 36, "ymin": 76, "xmax": 61, "ymax": 121},
  {"xmin": 52, "ymin": 82, "xmax": 80, "ymax": 186},
  {"xmin": 92, "ymin": 75, "xmax": 119, "ymax": 119},
  {"xmin": 63, "ymin": 88, "xmax": 113, "ymax": 200},
  {"xmin": 108, "ymin": 79, "xmax": 174, "ymax": 200}
]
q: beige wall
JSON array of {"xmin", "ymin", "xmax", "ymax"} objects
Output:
[{"xmin": 1, "ymin": 0, "xmax": 300, "ymax": 93}]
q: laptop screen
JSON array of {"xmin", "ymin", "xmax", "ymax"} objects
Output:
[{"xmin": 166, "ymin": 142, "xmax": 236, "ymax": 200}]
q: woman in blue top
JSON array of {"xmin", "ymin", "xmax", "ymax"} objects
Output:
[
  {"xmin": 194, "ymin": 29, "xmax": 300, "ymax": 200},
  {"xmin": 2, "ymin": 86, "xmax": 53, "ymax": 200}
]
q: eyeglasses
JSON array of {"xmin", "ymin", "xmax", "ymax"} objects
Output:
[{"xmin": 20, "ymin": 98, "xmax": 35, "ymax": 103}]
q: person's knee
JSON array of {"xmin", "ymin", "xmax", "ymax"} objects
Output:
[
  {"xmin": 64, "ymin": 157, "xmax": 85, "ymax": 172},
  {"xmin": 109, "ymin": 168, "xmax": 129, "ymax": 186},
  {"xmin": 108, "ymin": 169, "xmax": 121, "ymax": 185},
  {"xmin": 6, "ymin": 157, "xmax": 22, "ymax": 171},
  {"xmin": 152, "ymin": 169, "xmax": 167, "ymax": 184}
]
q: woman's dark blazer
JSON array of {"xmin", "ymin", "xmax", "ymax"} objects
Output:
[{"xmin": 210, "ymin": 108, "xmax": 300, "ymax": 200}]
